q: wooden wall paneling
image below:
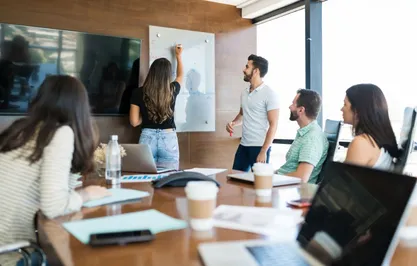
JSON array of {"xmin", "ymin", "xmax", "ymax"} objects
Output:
[
  {"xmin": 215, "ymin": 27, "xmax": 257, "ymax": 112},
  {"xmin": 189, "ymin": 111, "xmax": 242, "ymax": 169}
]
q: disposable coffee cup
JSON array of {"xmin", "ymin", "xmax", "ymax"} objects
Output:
[
  {"xmin": 185, "ymin": 181, "xmax": 219, "ymax": 231},
  {"xmin": 256, "ymin": 195, "xmax": 272, "ymax": 204},
  {"xmin": 252, "ymin": 163, "xmax": 274, "ymax": 197}
]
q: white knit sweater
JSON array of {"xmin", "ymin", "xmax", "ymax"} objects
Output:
[{"xmin": 0, "ymin": 126, "xmax": 83, "ymax": 265}]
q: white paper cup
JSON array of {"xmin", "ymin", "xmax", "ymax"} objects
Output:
[
  {"xmin": 185, "ymin": 181, "xmax": 219, "ymax": 231},
  {"xmin": 252, "ymin": 163, "xmax": 274, "ymax": 197}
]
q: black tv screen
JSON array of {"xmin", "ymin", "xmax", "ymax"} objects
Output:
[{"xmin": 0, "ymin": 23, "xmax": 141, "ymax": 115}]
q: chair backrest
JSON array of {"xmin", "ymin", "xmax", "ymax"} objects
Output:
[
  {"xmin": 324, "ymin": 119, "xmax": 343, "ymax": 162},
  {"xmin": 394, "ymin": 107, "xmax": 417, "ymax": 174},
  {"xmin": 316, "ymin": 119, "xmax": 343, "ymax": 184}
]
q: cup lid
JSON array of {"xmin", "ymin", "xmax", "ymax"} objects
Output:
[{"xmin": 185, "ymin": 181, "xmax": 219, "ymax": 197}]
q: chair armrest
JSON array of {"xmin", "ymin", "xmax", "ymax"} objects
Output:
[
  {"xmin": 0, "ymin": 241, "xmax": 30, "ymax": 254},
  {"xmin": 0, "ymin": 241, "xmax": 47, "ymax": 266}
]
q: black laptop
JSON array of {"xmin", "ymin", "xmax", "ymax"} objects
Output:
[{"xmin": 199, "ymin": 162, "xmax": 416, "ymax": 266}]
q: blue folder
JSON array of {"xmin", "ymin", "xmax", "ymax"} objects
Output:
[{"xmin": 62, "ymin": 209, "xmax": 188, "ymax": 244}]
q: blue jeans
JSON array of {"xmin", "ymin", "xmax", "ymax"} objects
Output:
[
  {"xmin": 232, "ymin": 145, "xmax": 271, "ymax": 172},
  {"xmin": 139, "ymin": 128, "xmax": 179, "ymax": 170}
]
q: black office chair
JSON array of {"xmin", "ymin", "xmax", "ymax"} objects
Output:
[
  {"xmin": 316, "ymin": 119, "xmax": 343, "ymax": 184},
  {"xmin": 394, "ymin": 107, "xmax": 417, "ymax": 174}
]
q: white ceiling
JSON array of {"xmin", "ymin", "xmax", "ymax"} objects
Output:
[
  {"xmin": 206, "ymin": 0, "xmax": 259, "ymax": 8},
  {"xmin": 206, "ymin": 0, "xmax": 249, "ymax": 5},
  {"xmin": 206, "ymin": 0, "xmax": 300, "ymax": 19}
]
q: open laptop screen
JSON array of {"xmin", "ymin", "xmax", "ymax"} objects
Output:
[{"xmin": 296, "ymin": 162, "xmax": 416, "ymax": 266}]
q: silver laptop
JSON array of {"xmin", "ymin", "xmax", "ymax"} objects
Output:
[
  {"xmin": 121, "ymin": 144, "xmax": 177, "ymax": 174},
  {"xmin": 199, "ymin": 162, "xmax": 417, "ymax": 266},
  {"xmin": 227, "ymin": 172, "xmax": 301, "ymax": 186}
]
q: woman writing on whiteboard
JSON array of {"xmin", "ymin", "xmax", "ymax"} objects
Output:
[{"xmin": 130, "ymin": 44, "xmax": 183, "ymax": 170}]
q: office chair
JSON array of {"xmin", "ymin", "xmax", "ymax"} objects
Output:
[
  {"xmin": 394, "ymin": 107, "xmax": 417, "ymax": 174},
  {"xmin": 316, "ymin": 119, "xmax": 343, "ymax": 184},
  {"xmin": 0, "ymin": 241, "xmax": 46, "ymax": 266},
  {"xmin": 0, "ymin": 212, "xmax": 47, "ymax": 266}
]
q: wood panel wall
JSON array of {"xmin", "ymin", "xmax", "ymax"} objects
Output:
[{"xmin": 0, "ymin": 0, "xmax": 256, "ymax": 169}]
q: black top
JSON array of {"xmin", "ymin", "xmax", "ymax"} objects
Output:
[{"xmin": 130, "ymin": 81, "xmax": 180, "ymax": 129}]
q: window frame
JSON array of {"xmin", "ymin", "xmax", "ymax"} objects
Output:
[{"xmin": 254, "ymin": 0, "xmax": 324, "ymax": 143}]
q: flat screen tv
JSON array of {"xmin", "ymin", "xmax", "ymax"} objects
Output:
[{"xmin": 0, "ymin": 23, "xmax": 141, "ymax": 115}]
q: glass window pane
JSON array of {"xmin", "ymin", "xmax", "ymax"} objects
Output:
[
  {"xmin": 257, "ymin": 10, "xmax": 306, "ymax": 139},
  {"xmin": 322, "ymin": 0, "xmax": 417, "ymax": 140},
  {"xmin": 270, "ymin": 143, "xmax": 291, "ymax": 170}
]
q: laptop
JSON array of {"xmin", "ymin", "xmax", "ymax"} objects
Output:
[
  {"xmin": 227, "ymin": 172, "xmax": 301, "ymax": 187},
  {"xmin": 199, "ymin": 162, "xmax": 417, "ymax": 266},
  {"xmin": 121, "ymin": 144, "xmax": 177, "ymax": 174}
]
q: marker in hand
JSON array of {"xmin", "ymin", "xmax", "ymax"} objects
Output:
[{"xmin": 228, "ymin": 122, "xmax": 233, "ymax": 137}]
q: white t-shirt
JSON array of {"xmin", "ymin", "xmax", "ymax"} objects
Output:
[{"xmin": 240, "ymin": 83, "xmax": 280, "ymax": 147}]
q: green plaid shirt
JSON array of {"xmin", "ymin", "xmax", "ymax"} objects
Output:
[{"xmin": 277, "ymin": 120, "xmax": 329, "ymax": 183}]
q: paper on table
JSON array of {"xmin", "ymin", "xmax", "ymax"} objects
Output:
[
  {"xmin": 83, "ymin": 188, "xmax": 149, "ymax": 207},
  {"xmin": 121, "ymin": 173, "xmax": 170, "ymax": 183},
  {"xmin": 184, "ymin": 168, "xmax": 227, "ymax": 176},
  {"xmin": 62, "ymin": 209, "xmax": 187, "ymax": 244},
  {"xmin": 213, "ymin": 205, "xmax": 303, "ymax": 236}
]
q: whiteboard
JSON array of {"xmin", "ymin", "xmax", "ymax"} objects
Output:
[{"xmin": 149, "ymin": 25, "xmax": 215, "ymax": 132}]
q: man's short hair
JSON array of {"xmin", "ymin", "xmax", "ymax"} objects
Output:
[
  {"xmin": 296, "ymin": 89, "xmax": 322, "ymax": 120},
  {"xmin": 248, "ymin": 54, "xmax": 268, "ymax": 78}
]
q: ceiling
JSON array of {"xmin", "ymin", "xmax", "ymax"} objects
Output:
[
  {"xmin": 207, "ymin": 0, "xmax": 246, "ymax": 6},
  {"xmin": 206, "ymin": 0, "xmax": 300, "ymax": 19},
  {"xmin": 206, "ymin": 0, "xmax": 252, "ymax": 6}
]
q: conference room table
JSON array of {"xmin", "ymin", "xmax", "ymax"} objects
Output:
[{"xmin": 37, "ymin": 170, "xmax": 417, "ymax": 266}]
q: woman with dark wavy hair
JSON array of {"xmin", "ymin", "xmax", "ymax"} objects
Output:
[
  {"xmin": 130, "ymin": 45, "xmax": 183, "ymax": 170},
  {"xmin": 0, "ymin": 75, "xmax": 110, "ymax": 266},
  {"xmin": 341, "ymin": 83, "xmax": 400, "ymax": 170}
]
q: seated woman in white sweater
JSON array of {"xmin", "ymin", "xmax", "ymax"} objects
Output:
[
  {"xmin": 341, "ymin": 83, "xmax": 401, "ymax": 171},
  {"xmin": 0, "ymin": 75, "xmax": 110, "ymax": 266}
]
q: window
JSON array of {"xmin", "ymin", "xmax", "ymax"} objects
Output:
[
  {"xmin": 322, "ymin": 0, "xmax": 417, "ymax": 138},
  {"xmin": 323, "ymin": 0, "xmax": 417, "ymax": 174},
  {"xmin": 257, "ymin": 9, "xmax": 306, "ymax": 140}
]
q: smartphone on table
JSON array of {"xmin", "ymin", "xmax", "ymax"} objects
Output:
[
  {"xmin": 89, "ymin": 229, "xmax": 154, "ymax": 246},
  {"xmin": 287, "ymin": 198, "xmax": 312, "ymax": 208}
]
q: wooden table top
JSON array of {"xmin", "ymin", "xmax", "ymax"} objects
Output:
[{"xmin": 37, "ymin": 171, "xmax": 417, "ymax": 266}]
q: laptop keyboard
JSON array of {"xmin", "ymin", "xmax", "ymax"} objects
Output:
[{"xmin": 246, "ymin": 243, "xmax": 310, "ymax": 266}]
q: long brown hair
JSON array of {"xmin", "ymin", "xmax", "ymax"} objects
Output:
[
  {"xmin": 143, "ymin": 58, "xmax": 174, "ymax": 123},
  {"xmin": 0, "ymin": 75, "xmax": 98, "ymax": 174},
  {"xmin": 346, "ymin": 83, "xmax": 401, "ymax": 158}
]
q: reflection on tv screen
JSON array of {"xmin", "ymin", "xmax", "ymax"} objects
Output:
[{"xmin": 0, "ymin": 23, "xmax": 141, "ymax": 115}]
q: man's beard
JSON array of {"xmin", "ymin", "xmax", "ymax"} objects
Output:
[
  {"xmin": 289, "ymin": 110, "xmax": 299, "ymax": 121},
  {"xmin": 243, "ymin": 70, "xmax": 253, "ymax": 82}
]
